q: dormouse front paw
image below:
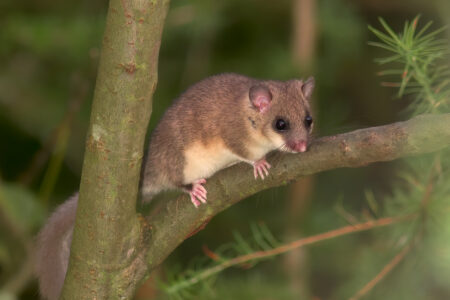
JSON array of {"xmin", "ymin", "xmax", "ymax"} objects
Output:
[{"xmin": 252, "ymin": 158, "xmax": 271, "ymax": 180}]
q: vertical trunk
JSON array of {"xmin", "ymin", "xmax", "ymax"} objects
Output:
[
  {"xmin": 60, "ymin": 0, "xmax": 170, "ymax": 299},
  {"xmin": 291, "ymin": 0, "xmax": 317, "ymax": 70},
  {"xmin": 284, "ymin": 0, "xmax": 317, "ymax": 297}
]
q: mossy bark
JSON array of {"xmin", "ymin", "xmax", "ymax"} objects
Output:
[{"xmin": 61, "ymin": 0, "xmax": 169, "ymax": 299}]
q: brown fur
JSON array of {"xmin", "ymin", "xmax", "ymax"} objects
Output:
[{"xmin": 142, "ymin": 73, "xmax": 314, "ymax": 196}]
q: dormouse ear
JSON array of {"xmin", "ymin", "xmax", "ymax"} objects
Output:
[
  {"xmin": 249, "ymin": 85, "xmax": 272, "ymax": 113},
  {"xmin": 302, "ymin": 76, "xmax": 315, "ymax": 100}
]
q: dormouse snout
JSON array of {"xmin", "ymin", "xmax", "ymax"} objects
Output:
[{"xmin": 288, "ymin": 140, "xmax": 308, "ymax": 153}]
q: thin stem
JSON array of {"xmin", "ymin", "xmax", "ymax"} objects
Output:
[
  {"xmin": 410, "ymin": 59, "xmax": 439, "ymax": 108},
  {"xmin": 166, "ymin": 214, "xmax": 417, "ymax": 294},
  {"xmin": 38, "ymin": 124, "xmax": 71, "ymax": 205},
  {"xmin": 348, "ymin": 241, "xmax": 414, "ymax": 300}
]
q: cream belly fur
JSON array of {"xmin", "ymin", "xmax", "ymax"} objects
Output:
[
  {"xmin": 183, "ymin": 139, "xmax": 242, "ymax": 184},
  {"xmin": 183, "ymin": 131, "xmax": 285, "ymax": 185}
]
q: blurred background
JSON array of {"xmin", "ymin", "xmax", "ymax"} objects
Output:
[{"xmin": 0, "ymin": 0, "xmax": 449, "ymax": 299}]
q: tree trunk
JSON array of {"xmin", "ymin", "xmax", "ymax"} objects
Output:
[
  {"xmin": 60, "ymin": 0, "xmax": 169, "ymax": 299},
  {"xmin": 285, "ymin": 0, "xmax": 318, "ymax": 297}
]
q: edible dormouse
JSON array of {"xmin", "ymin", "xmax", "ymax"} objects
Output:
[{"xmin": 142, "ymin": 73, "xmax": 315, "ymax": 207}]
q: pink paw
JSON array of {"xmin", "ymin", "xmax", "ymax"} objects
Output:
[
  {"xmin": 189, "ymin": 179, "xmax": 207, "ymax": 208},
  {"xmin": 253, "ymin": 158, "xmax": 271, "ymax": 180}
]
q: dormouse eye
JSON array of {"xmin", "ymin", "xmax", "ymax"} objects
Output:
[
  {"xmin": 305, "ymin": 116, "xmax": 313, "ymax": 128},
  {"xmin": 274, "ymin": 118, "xmax": 289, "ymax": 131}
]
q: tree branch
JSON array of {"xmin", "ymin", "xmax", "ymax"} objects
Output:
[{"xmin": 144, "ymin": 113, "xmax": 450, "ymax": 272}]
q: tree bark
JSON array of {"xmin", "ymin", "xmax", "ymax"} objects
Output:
[
  {"xmin": 144, "ymin": 113, "xmax": 450, "ymax": 272},
  {"xmin": 61, "ymin": 0, "xmax": 169, "ymax": 299}
]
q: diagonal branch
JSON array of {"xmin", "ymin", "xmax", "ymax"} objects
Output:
[
  {"xmin": 166, "ymin": 214, "xmax": 416, "ymax": 294},
  {"xmin": 144, "ymin": 113, "xmax": 450, "ymax": 271},
  {"xmin": 348, "ymin": 231, "xmax": 415, "ymax": 300}
]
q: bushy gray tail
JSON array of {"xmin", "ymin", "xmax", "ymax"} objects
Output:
[{"xmin": 35, "ymin": 194, "xmax": 78, "ymax": 300}]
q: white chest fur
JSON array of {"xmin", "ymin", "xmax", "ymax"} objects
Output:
[
  {"xmin": 246, "ymin": 130, "xmax": 284, "ymax": 161},
  {"xmin": 183, "ymin": 139, "xmax": 241, "ymax": 184}
]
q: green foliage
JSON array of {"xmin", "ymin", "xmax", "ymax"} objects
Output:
[
  {"xmin": 161, "ymin": 223, "xmax": 280, "ymax": 299},
  {"xmin": 337, "ymin": 152, "xmax": 450, "ymax": 299},
  {"xmin": 167, "ymin": 274, "xmax": 298, "ymax": 300},
  {"xmin": 369, "ymin": 16, "xmax": 450, "ymax": 114}
]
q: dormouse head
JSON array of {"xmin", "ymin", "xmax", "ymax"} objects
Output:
[{"xmin": 248, "ymin": 77, "xmax": 315, "ymax": 153}]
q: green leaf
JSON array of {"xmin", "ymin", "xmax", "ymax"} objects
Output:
[
  {"xmin": 232, "ymin": 231, "xmax": 254, "ymax": 254},
  {"xmin": 364, "ymin": 190, "xmax": 379, "ymax": 216},
  {"xmin": 367, "ymin": 41, "xmax": 397, "ymax": 52},
  {"xmin": 415, "ymin": 20, "xmax": 433, "ymax": 39},
  {"xmin": 375, "ymin": 54, "xmax": 403, "ymax": 65},
  {"xmin": 378, "ymin": 17, "xmax": 402, "ymax": 44},
  {"xmin": 368, "ymin": 25, "xmax": 397, "ymax": 47},
  {"xmin": 250, "ymin": 223, "xmax": 272, "ymax": 251}
]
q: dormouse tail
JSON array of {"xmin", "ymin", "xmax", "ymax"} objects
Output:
[
  {"xmin": 140, "ymin": 183, "xmax": 162, "ymax": 203},
  {"xmin": 35, "ymin": 194, "xmax": 78, "ymax": 300},
  {"xmin": 140, "ymin": 173, "xmax": 170, "ymax": 203}
]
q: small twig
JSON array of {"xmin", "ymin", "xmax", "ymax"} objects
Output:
[
  {"xmin": 202, "ymin": 245, "xmax": 221, "ymax": 262},
  {"xmin": 348, "ymin": 240, "xmax": 414, "ymax": 300},
  {"xmin": 167, "ymin": 214, "xmax": 417, "ymax": 294},
  {"xmin": 420, "ymin": 154, "xmax": 441, "ymax": 209}
]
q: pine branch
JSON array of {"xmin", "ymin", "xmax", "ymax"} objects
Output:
[
  {"xmin": 144, "ymin": 113, "xmax": 450, "ymax": 273},
  {"xmin": 370, "ymin": 16, "xmax": 450, "ymax": 114},
  {"xmin": 166, "ymin": 214, "xmax": 417, "ymax": 295}
]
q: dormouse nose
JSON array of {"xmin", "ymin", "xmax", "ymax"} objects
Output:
[{"xmin": 291, "ymin": 140, "xmax": 308, "ymax": 152}]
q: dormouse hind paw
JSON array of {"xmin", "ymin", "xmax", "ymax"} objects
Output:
[{"xmin": 189, "ymin": 179, "xmax": 207, "ymax": 208}]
